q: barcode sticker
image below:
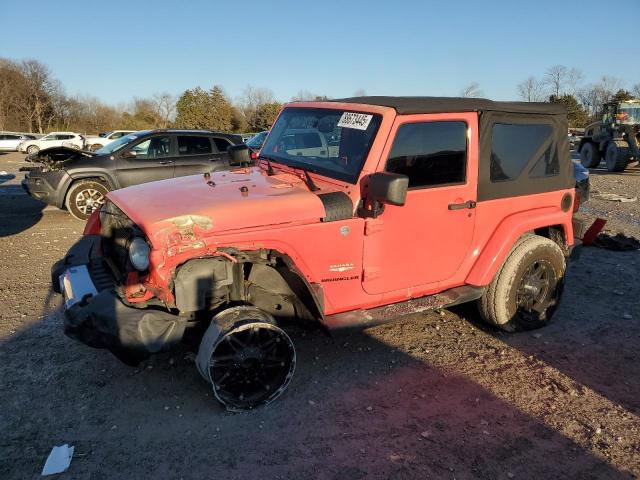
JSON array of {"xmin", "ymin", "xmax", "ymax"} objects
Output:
[{"xmin": 337, "ymin": 112, "xmax": 373, "ymax": 130}]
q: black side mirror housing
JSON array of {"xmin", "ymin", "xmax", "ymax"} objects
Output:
[
  {"xmin": 228, "ymin": 144, "xmax": 251, "ymax": 166},
  {"xmin": 121, "ymin": 150, "xmax": 137, "ymax": 159},
  {"xmin": 369, "ymin": 172, "xmax": 409, "ymax": 206}
]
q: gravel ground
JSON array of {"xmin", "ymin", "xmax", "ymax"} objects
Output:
[{"xmin": 0, "ymin": 151, "xmax": 639, "ymax": 480}]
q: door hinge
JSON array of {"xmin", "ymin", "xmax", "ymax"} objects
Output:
[{"xmin": 364, "ymin": 218, "xmax": 384, "ymax": 236}]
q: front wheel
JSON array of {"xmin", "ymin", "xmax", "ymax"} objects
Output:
[
  {"xmin": 26, "ymin": 145, "xmax": 39, "ymax": 154},
  {"xmin": 478, "ymin": 235, "xmax": 566, "ymax": 332},
  {"xmin": 89, "ymin": 143, "xmax": 103, "ymax": 152},
  {"xmin": 605, "ymin": 142, "xmax": 629, "ymax": 172},
  {"xmin": 196, "ymin": 306, "xmax": 296, "ymax": 410},
  {"xmin": 580, "ymin": 142, "xmax": 601, "ymax": 168},
  {"xmin": 65, "ymin": 180, "xmax": 109, "ymax": 221}
]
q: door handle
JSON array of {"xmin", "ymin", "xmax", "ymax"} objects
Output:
[
  {"xmin": 157, "ymin": 160, "xmax": 173, "ymax": 165},
  {"xmin": 448, "ymin": 200, "xmax": 476, "ymax": 210}
]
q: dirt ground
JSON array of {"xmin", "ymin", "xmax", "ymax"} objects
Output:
[{"xmin": 0, "ymin": 151, "xmax": 639, "ymax": 480}]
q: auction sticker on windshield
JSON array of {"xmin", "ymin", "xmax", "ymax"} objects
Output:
[{"xmin": 337, "ymin": 112, "xmax": 373, "ymax": 130}]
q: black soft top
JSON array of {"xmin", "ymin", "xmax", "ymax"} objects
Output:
[{"xmin": 331, "ymin": 96, "xmax": 565, "ymax": 116}]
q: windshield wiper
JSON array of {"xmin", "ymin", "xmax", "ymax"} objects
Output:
[
  {"xmin": 301, "ymin": 167, "xmax": 320, "ymax": 192},
  {"xmin": 258, "ymin": 154, "xmax": 276, "ymax": 176}
]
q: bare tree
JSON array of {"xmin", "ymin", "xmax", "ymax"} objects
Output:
[
  {"xmin": 152, "ymin": 92, "xmax": 176, "ymax": 128},
  {"xmin": 460, "ymin": 82, "xmax": 483, "ymax": 98},
  {"xmin": 544, "ymin": 65, "xmax": 569, "ymax": 97},
  {"xmin": 578, "ymin": 76, "xmax": 625, "ymax": 119},
  {"xmin": 291, "ymin": 90, "xmax": 316, "ymax": 101},
  {"xmin": 353, "ymin": 88, "xmax": 367, "ymax": 97},
  {"xmin": 238, "ymin": 86, "xmax": 274, "ymax": 117},
  {"xmin": 567, "ymin": 68, "xmax": 584, "ymax": 94},
  {"xmin": 632, "ymin": 83, "xmax": 640, "ymax": 98},
  {"xmin": 19, "ymin": 59, "xmax": 58, "ymax": 133},
  {"xmin": 517, "ymin": 76, "xmax": 545, "ymax": 102}
]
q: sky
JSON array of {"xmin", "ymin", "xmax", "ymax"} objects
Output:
[{"xmin": 1, "ymin": 0, "xmax": 639, "ymax": 106}]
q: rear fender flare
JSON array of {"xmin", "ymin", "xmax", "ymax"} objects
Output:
[{"xmin": 465, "ymin": 208, "xmax": 573, "ymax": 287}]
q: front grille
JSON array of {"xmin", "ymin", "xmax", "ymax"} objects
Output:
[{"xmin": 100, "ymin": 201, "xmax": 141, "ymax": 280}]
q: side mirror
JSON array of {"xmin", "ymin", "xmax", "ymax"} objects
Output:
[
  {"xmin": 122, "ymin": 150, "xmax": 137, "ymax": 159},
  {"xmin": 369, "ymin": 172, "xmax": 409, "ymax": 206},
  {"xmin": 228, "ymin": 144, "xmax": 251, "ymax": 166}
]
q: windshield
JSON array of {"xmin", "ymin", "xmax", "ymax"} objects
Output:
[
  {"xmin": 260, "ymin": 107, "xmax": 382, "ymax": 183},
  {"xmin": 618, "ymin": 105, "xmax": 640, "ymax": 124},
  {"xmin": 246, "ymin": 131, "xmax": 268, "ymax": 148},
  {"xmin": 95, "ymin": 132, "xmax": 146, "ymax": 155}
]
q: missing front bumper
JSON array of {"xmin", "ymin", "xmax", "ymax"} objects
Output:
[{"xmin": 53, "ymin": 235, "xmax": 187, "ymax": 365}]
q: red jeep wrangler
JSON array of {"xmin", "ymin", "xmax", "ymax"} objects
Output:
[{"xmin": 53, "ymin": 97, "xmax": 578, "ymax": 409}]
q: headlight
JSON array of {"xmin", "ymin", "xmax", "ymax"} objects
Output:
[{"xmin": 128, "ymin": 237, "xmax": 150, "ymax": 271}]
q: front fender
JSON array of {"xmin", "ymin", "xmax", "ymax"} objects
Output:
[{"xmin": 465, "ymin": 207, "xmax": 573, "ymax": 287}]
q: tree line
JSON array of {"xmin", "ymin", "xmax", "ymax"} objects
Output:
[
  {"xmin": 2, "ymin": 57, "xmax": 638, "ymax": 135},
  {"xmin": 515, "ymin": 65, "xmax": 640, "ymax": 127},
  {"xmin": 0, "ymin": 58, "xmax": 288, "ymax": 135}
]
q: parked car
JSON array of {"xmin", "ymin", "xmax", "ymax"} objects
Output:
[
  {"xmin": 245, "ymin": 130, "xmax": 269, "ymax": 159},
  {"xmin": 84, "ymin": 130, "xmax": 135, "ymax": 152},
  {"xmin": 0, "ymin": 133, "xmax": 34, "ymax": 151},
  {"xmin": 17, "ymin": 132, "xmax": 84, "ymax": 154},
  {"xmin": 52, "ymin": 97, "xmax": 580, "ymax": 410},
  {"xmin": 21, "ymin": 129, "xmax": 244, "ymax": 220}
]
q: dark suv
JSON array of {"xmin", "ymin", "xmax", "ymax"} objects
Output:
[{"xmin": 21, "ymin": 129, "xmax": 244, "ymax": 220}]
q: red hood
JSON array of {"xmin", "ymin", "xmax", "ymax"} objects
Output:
[{"xmin": 107, "ymin": 167, "xmax": 331, "ymax": 237}]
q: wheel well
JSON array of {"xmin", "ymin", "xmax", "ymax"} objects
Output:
[
  {"xmin": 534, "ymin": 225, "xmax": 569, "ymax": 255},
  {"xmin": 171, "ymin": 249, "xmax": 324, "ymax": 324}
]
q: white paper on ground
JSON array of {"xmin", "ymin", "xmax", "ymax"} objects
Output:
[{"xmin": 41, "ymin": 444, "xmax": 74, "ymax": 476}]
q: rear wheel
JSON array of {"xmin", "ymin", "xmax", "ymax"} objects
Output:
[
  {"xmin": 605, "ymin": 141, "xmax": 629, "ymax": 172},
  {"xmin": 478, "ymin": 235, "xmax": 566, "ymax": 332},
  {"xmin": 65, "ymin": 180, "xmax": 109, "ymax": 221},
  {"xmin": 196, "ymin": 306, "xmax": 296, "ymax": 410},
  {"xmin": 26, "ymin": 145, "xmax": 39, "ymax": 154},
  {"xmin": 580, "ymin": 142, "xmax": 601, "ymax": 168}
]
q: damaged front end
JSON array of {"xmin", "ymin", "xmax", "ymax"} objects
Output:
[
  {"xmin": 54, "ymin": 202, "xmax": 302, "ymax": 409},
  {"xmin": 21, "ymin": 147, "xmax": 95, "ymax": 205},
  {"xmin": 52, "ymin": 234, "xmax": 187, "ymax": 366},
  {"xmin": 22, "ymin": 146, "xmax": 93, "ymax": 169}
]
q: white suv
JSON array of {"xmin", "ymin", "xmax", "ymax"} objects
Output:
[
  {"xmin": 18, "ymin": 132, "xmax": 84, "ymax": 154},
  {"xmin": 84, "ymin": 130, "xmax": 135, "ymax": 152}
]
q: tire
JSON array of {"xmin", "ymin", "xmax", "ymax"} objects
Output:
[
  {"xmin": 65, "ymin": 180, "xmax": 109, "ymax": 221},
  {"xmin": 196, "ymin": 306, "xmax": 296, "ymax": 410},
  {"xmin": 477, "ymin": 235, "xmax": 566, "ymax": 332},
  {"xmin": 605, "ymin": 141, "xmax": 629, "ymax": 172},
  {"xmin": 26, "ymin": 145, "xmax": 39, "ymax": 154},
  {"xmin": 580, "ymin": 142, "xmax": 600, "ymax": 168},
  {"xmin": 89, "ymin": 143, "xmax": 103, "ymax": 152}
]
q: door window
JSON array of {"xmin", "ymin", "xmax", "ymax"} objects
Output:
[
  {"xmin": 386, "ymin": 121, "xmax": 467, "ymax": 188},
  {"xmin": 212, "ymin": 137, "xmax": 231, "ymax": 153},
  {"xmin": 177, "ymin": 136, "xmax": 212, "ymax": 155},
  {"xmin": 129, "ymin": 136, "xmax": 171, "ymax": 159}
]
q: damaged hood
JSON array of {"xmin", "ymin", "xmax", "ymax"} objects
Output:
[
  {"xmin": 25, "ymin": 146, "xmax": 94, "ymax": 165},
  {"xmin": 107, "ymin": 167, "xmax": 338, "ymax": 237}
]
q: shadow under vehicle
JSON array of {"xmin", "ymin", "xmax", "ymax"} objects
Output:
[
  {"xmin": 20, "ymin": 130, "xmax": 245, "ymax": 220},
  {"xmin": 52, "ymin": 97, "xmax": 581, "ymax": 410}
]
